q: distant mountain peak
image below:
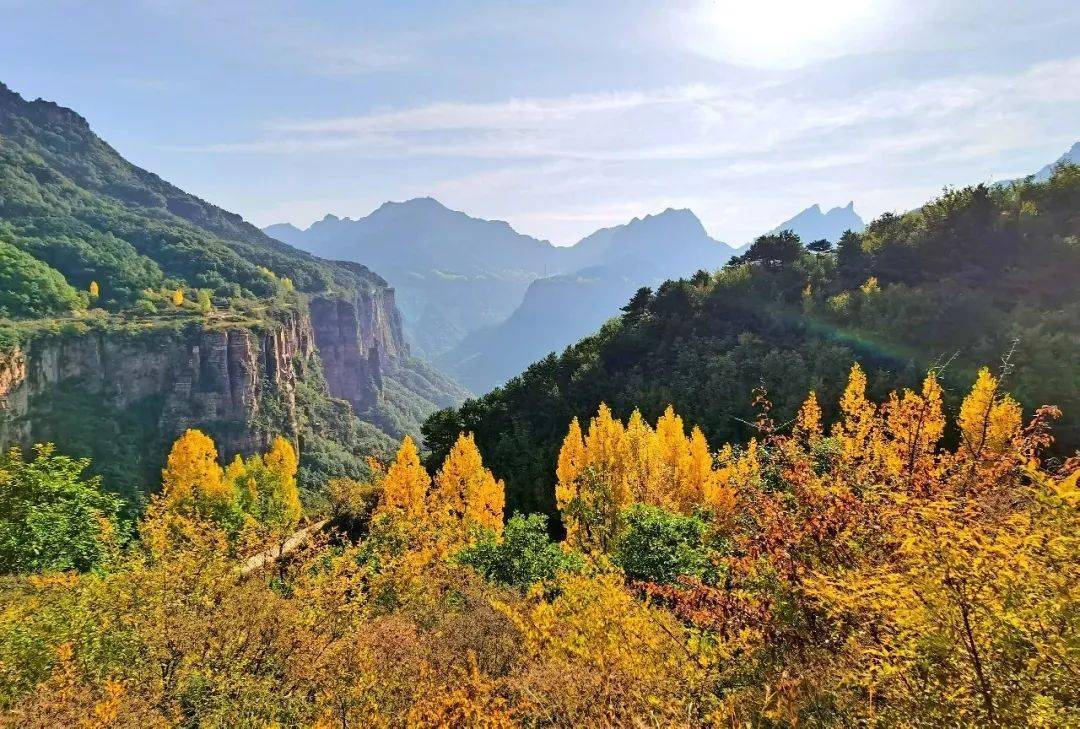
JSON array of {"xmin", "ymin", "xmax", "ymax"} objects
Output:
[
  {"xmin": 371, "ymin": 197, "xmax": 454, "ymax": 216},
  {"xmin": 767, "ymin": 201, "xmax": 865, "ymax": 243}
]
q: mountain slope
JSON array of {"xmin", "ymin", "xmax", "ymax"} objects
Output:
[
  {"xmin": 423, "ymin": 169, "xmax": 1080, "ymax": 516},
  {"xmin": 1033, "ymin": 141, "xmax": 1080, "ymax": 182},
  {"xmin": 0, "ymin": 81, "xmax": 466, "ymax": 500},
  {"xmin": 438, "ymin": 209, "xmax": 735, "ymax": 392}
]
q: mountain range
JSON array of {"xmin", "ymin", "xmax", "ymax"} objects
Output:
[
  {"xmin": 266, "ymin": 200, "xmax": 865, "ymax": 392},
  {"xmin": 266, "ymin": 198, "xmax": 561, "ymax": 358}
]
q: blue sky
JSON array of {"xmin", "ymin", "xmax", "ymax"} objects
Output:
[{"xmin": 1, "ymin": 0, "xmax": 1078, "ymax": 244}]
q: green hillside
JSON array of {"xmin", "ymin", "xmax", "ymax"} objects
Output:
[
  {"xmin": 424, "ymin": 169, "xmax": 1080, "ymax": 515},
  {"xmin": 0, "ymin": 82, "xmax": 466, "ymax": 504},
  {"xmin": 0, "ymin": 82, "xmax": 385, "ymax": 318}
]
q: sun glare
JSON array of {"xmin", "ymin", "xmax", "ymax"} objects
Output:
[{"xmin": 687, "ymin": 0, "xmax": 895, "ymax": 70}]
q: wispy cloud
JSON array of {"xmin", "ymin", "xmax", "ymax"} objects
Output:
[
  {"xmin": 307, "ymin": 46, "xmax": 413, "ymax": 75},
  {"xmin": 190, "ymin": 55, "xmax": 1080, "ymax": 243},
  {"xmin": 189, "ymin": 57, "xmax": 1080, "ymax": 165}
]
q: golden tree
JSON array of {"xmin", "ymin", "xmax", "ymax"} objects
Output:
[
  {"xmin": 375, "ymin": 436, "xmax": 430, "ymax": 521},
  {"xmin": 87, "ymin": 280, "xmax": 99, "ymax": 301},
  {"xmin": 161, "ymin": 429, "xmax": 228, "ymax": 507},
  {"xmin": 259, "ymin": 436, "xmax": 302, "ymax": 533},
  {"xmin": 555, "ymin": 417, "xmax": 586, "ymax": 514},
  {"xmin": 622, "ymin": 409, "xmax": 660, "ymax": 504},
  {"xmin": 431, "ymin": 432, "xmax": 505, "ymax": 543},
  {"xmin": 957, "ymin": 367, "xmax": 1022, "ymax": 461},
  {"xmin": 792, "ymin": 390, "xmax": 822, "ymax": 444},
  {"xmin": 556, "ymin": 405, "xmax": 631, "ymax": 551},
  {"xmin": 170, "ymin": 288, "xmax": 184, "ymax": 307}
]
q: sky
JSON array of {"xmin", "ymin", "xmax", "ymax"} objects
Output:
[{"xmin": 1, "ymin": 0, "xmax": 1078, "ymax": 245}]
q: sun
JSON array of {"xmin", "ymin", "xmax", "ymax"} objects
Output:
[{"xmin": 684, "ymin": 0, "xmax": 896, "ymax": 70}]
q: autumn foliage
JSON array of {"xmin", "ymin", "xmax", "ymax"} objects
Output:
[{"xmin": 0, "ymin": 367, "xmax": 1077, "ymax": 726}]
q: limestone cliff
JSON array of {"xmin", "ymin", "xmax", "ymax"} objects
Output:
[
  {"xmin": 0, "ymin": 315, "xmax": 314, "ymax": 465},
  {"xmin": 0, "ymin": 287, "xmax": 435, "ymax": 499},
  {"xmin": 308, "ymin": 287, "xmax": 407, "ymax": 413}
]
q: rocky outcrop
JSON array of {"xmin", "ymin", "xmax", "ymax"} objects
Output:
[
  {"xmin": 0, "ymin": 288, "xmax": 420, "ymax": 498},
  {"xmin": 0, "ymin": 313, "xmax": 315, "ymax": 461},
  {"xmin": 308, "ymin": 289, "xmax": 407, "ymax": 412}
]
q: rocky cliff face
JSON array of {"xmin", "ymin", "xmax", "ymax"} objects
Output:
[
  {"xmin": 0, "ymin": 314, "xmax": 315, "ymax": 462},
  {"xmin": 308, "ymin": 289, "xmax": 407, "ymax": 412},
  {"xmin": 0, "ymin": 290, "xmax": 418, "ymax": 498}
]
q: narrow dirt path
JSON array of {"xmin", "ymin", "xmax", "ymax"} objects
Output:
[{"xmin": 240, "ymin": 519, "xmax": 330, "ymax": 576}]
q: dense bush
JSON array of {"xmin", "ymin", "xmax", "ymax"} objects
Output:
[
  {"xmin": 0, "ymin": 444, "xmax": 122, "ymax": 574},
  {"xmin": 456, "ymin": 513, "xmax": 583, "ymax": 589},
  {"xmin": 0, "ymin": 230, "xmax": 82, "ymax": 318},
  {"xmin": 612, "ymin": 504, "xmax": 717, "ymax": 585}
]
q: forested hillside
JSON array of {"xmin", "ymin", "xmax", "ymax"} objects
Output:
[
  {"xmin": 0, "ymin": 82, "xmax": 466, "ymax": 504},
  {"xmin": 425, "ymin": 168, "xmax": 1080, "ymax": 515}
]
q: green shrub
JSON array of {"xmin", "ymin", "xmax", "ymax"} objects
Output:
[
  {"xmin": 0, "ymin": 444, "xmax": 123, "ymax": 574},
  {"xmin": 612, "ymin": 504, "xmax": 717, "ymax": 585},
  {"xmin": 0, "ymin": 234, "xmax": 83, "ymax": 319},
  {"xmin": 457, "ymin": 513, "xmax": 583, "ymax": 589}
]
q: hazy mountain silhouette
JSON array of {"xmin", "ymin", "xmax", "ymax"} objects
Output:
[
  {"xmin": 435, "ymin": 208, "xmax": 735, "ymax": 392},
  {"xmin": 265, "ymin": 201, "xmax": 734, "ymax": 361},
  {"xmin": 267, "ymin": 198, "xmax": 561, "ymax": 356},
  {"xmin": 767, "ymin": 202, "xmax": 865, "ymax": 243}
]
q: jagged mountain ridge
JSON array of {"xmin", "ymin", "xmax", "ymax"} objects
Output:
[
  {"xmin": 269, "ymin": 198, "xmax": 564, "ymax": 357},
  {"xmin": 767, "ymin": 201, "xmax": 865, "ymax": 243},
  {"xmin": 266, "ymin": 200, "xmax": 735, "ymax": 358},
  {"xmin": 267, "ymin": 197, "xmax": 879, "ymax": 394},
  {"xmin": 437, "ymin": 209, "xmax": 737, "ymax": 392}
]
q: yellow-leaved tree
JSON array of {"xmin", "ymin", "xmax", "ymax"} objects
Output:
[
  {"xmin": 431, "ymin": 432, "xmax": 505, "ymax": 545},
  {"xmin": 170, "ymin": 288, "xmax": 184, "ymax": 307},
  {"xmin": 957, "ymin": 367, "xmax": 1023, "ymax": 462},
  {"xmin": 253, "ymin": 436, "xmax": 302, "ymax": 535},
  {"xmin": 162, "ymin": 429, "xmax": 229, "ymax": 509},
  {"xmin": 161, "ymin": 430, "xmax": 301, "ymax": 539},
  {"xmin": 375, "ymin": 436, "xmax": 430, "ymax": 522},
  {"xmin": 556, "ymin": 402, "xmax": 727, "ymax": 551}
]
